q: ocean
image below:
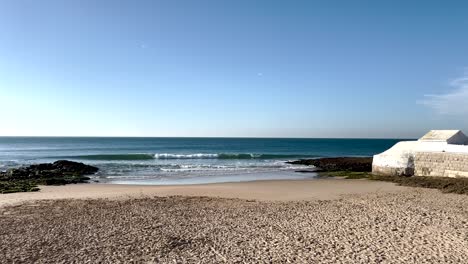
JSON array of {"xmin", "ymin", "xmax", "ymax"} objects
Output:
[{"xmin": 0, "ymin": 137, "xmax": 402, "ymax": 185}]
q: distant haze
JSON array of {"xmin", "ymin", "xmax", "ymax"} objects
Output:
[{"xmin": 1, "ymin": 0, "xmax": 467, "ymax": 138}]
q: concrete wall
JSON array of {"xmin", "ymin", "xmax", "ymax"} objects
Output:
[
  {"xmin": 372, "ymin": 139, "xmax": 468, "ymax": 177},
  {"xmin": 372, "ymin": 165, "xmax": 414, "ymax": 177},
  {"xmin": 372, "ymin": 141, "xmax": 417, "ymax": 176},
  {"xmin": 414, "ymin": 152, "xmax": 468, "ymax": 178}
]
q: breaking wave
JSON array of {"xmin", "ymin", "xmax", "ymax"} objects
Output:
[{"xmin": 57, "ymin": 153, "xmax": 315, "ymax": 161}]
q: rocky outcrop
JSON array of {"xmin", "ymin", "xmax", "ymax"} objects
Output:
[
  {"xmin": 287, "ymin": 157, "xmax": 372, "ymax": 172},
  {"xmin": 1, "ymin": 160, "xmax": 99, "ymax": 193},
  {"xmin": 1, "ymin": 160, "xmax": 98, "ymax": 181}
]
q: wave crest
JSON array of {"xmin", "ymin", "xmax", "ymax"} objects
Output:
[
  {"xmin": 154, "ymin": 153, "xmax": 219, "ymax": 159},
  {"xmin": 56, "ymin": 153, "xmax": 314, "ymax": 161}
]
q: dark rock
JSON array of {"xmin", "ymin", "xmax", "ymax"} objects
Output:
[
  {"xmin": 52, "ymin": 160, "xmax": 99, "ymax": 175},
  {"xmin": 294, "ymin": 170, "xmax": 319, "ymax": 173},
  {"xmin": 44, "ymin": 178, "xmax": 69, "ymax": 185},
  {"xmin": 1, "ymin": 160, "xmax": 99, "ymax": 193},
  {"xmin": 287, "ymin": 157, "xmax": 372, "ymax": 172},
  {"xmin": 0, "ymin": 160, "xmax": 98, "ymax": 181}
]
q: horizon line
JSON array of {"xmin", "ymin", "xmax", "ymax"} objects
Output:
[{"xmin": 0, "ymin": 135, "xmax": 415, "ymax": 140}]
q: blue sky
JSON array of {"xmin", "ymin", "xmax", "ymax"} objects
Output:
[{"xmin": 1, "ymin": 0, "xmax": 467, "ymax": 138}]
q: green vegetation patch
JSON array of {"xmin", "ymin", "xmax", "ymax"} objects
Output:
[
  {"xmin": 322, "ymin": 171, "xmax": 468, "ymax": 195},
  {"xmin": 0, "ymin": 176, "xmax": 91, "ymax": 194},
  {"xmin": 370, "ymin": 175, "xmax": 468, "ymax": 195},
  {"xmin": 0, "ymin": 181, "xmax": 40, "ymax": 194},
  {"xmin": 320, "ymin": 171, "xmax": 371, "ymax": 179}
]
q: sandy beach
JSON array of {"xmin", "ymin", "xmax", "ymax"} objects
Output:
[
  {"xmin": 3, "ymin": 0, "xmax": 468, "ymax": 262},
  {"xmin": 1, "ymin": 179, "xmax": 467, "ymax": 263},
  {"xmin": 0, "ymin": 178, "xmax": 404, "ymax": 207}
]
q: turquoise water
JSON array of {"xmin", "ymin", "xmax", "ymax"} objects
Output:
[{"xmin": 0, "ymin": 137, "xmax": 403, "ymax": 184}]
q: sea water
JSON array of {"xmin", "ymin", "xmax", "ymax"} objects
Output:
[{"xmin": 0, "ymin": 137, "xmax": 403, "ymax": 185}]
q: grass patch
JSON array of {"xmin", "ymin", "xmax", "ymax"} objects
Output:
[
  {"xmin": 370, "ymin": 175, "xmax": 468, "ymax": 195},
  {"xmin": 0, "ymin": 176, "xmax": 89, "ymax": 194},
  {"xmin": 0, "ymin": 181, "xmax": 40, "ymax": 194},
  {"xmin": 320, "ymin": 171, "xmax": 468, "ymax": 194},
  {"xmin": 320, "ymin": 171, "xmax": 371, "ymax": 179},
  {"xmin": 0, "ymin": 176, "xmax": 91, "ymax": 194}
]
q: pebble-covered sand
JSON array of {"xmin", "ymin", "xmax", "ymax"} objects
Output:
[{"xmin": 1, "ymin": 188, "xmax": 467, "ymax": 263}]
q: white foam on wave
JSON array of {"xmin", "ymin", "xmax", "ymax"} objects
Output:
[
  {"xmin": 0, "ymin": 160, "xmax": 20, "ymax": 169},
  {"xmin": 154, "ymin": 153, "xmax": 219, "ymax": 159}
]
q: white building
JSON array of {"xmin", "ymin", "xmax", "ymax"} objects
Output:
[{"xmin": 372, "ymin": 130, "xmax": 468, "ymax": 177}]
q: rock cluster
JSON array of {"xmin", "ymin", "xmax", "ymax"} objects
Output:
[
  {"xmin": 0, "ymin": 160, "xmax": 98, "ymax": 193},
  {"xmin": 1, "ymin": 160, "xmax": 98, "ymax": 181},
  {"xmin": 288, "ymin": 157, "xmax": 372, "ymax": 172}
]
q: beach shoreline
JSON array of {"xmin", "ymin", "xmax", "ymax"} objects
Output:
[{"xmin": 0, "ymin": 177, "xmax": 406, "ymax": 207}]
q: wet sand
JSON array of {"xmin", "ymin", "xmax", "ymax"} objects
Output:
[
  {"xmin": 0, "ymin": 178, "xmax": 405, "ymax": 207},
  {"xmin": 1, "ymin": 179, "xmax": 467, "ymax": 263}
]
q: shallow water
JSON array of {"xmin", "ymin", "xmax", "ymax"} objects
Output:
[{"xmin": 0, "ymin": 137, "xmax": 403, "ymax": 184}]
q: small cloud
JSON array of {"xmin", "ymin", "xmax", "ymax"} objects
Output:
[
  {"xmin": 140, "ymin": 43, "xmax": 148, "ymax": 49},
  {"xmin": 257, "ymin": 72, "xmax": 263, "ymax": 76},
  {"xmin": 419, "ymin": 70, "xmax": 468, "ymax": 116}
]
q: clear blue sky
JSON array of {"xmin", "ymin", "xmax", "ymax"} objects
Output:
[{"xmin": 1, "ymin": 0, "xmax": 467, "ymax": 138}]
